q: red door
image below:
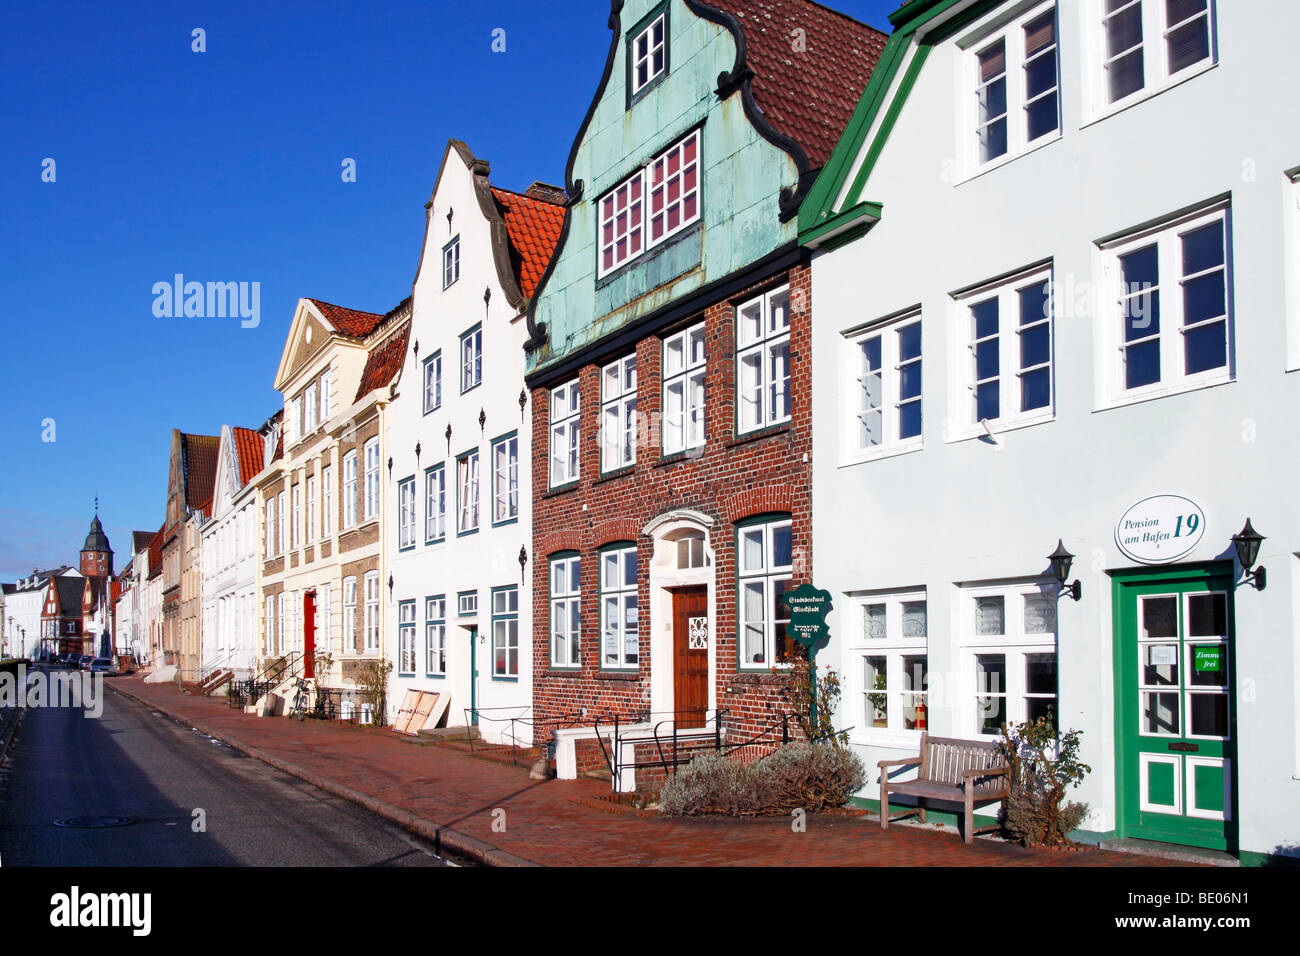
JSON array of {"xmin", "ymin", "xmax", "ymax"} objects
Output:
[
  {"xmin": 304, "ymin": 590, "xmax": 316, "ymax": 678},
  {"xmin": 672, "ymin": 587, "xmax": 709, "ymax": 729}
]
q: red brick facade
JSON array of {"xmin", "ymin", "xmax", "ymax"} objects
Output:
[{"xmin": 530, "ymin": 261, "xmax": 813, "ymax": 751}]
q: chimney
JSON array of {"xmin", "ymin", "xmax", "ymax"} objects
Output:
[{"xmin": 524, "ymin": 182, "xmax": 568, "ymax": 205}]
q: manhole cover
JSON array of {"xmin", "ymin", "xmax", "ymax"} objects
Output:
[{"xmin": 53, "ymin": 816, "xmax": 134, "ymax": 829}]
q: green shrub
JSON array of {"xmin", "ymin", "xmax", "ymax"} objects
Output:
[{"xmin": 660, "ymin": 743, "xmax": 866, "ymax": 817}]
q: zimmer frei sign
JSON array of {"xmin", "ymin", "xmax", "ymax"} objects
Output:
[{"xmin": 1115, "ymin": 495, "xmax": 1206, "ymax": 565}]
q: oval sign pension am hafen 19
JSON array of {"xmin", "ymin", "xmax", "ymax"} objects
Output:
[{"xmin": 1115, "ymin": 495, "xmax": 1206, "ymax": 565}]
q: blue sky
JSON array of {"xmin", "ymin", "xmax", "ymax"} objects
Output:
[{"xmin": 0, "ymin": 0, "xmax": 897, "ymax": 580}]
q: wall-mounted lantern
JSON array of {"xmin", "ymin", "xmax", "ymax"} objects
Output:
[
  {"xmin": 1048, "ymin": 540, "xmax": 1081, "ymax": 602},
  {"xmin": 1232, "ymin": 519, "xmax": 1266, "ymax": 590}
]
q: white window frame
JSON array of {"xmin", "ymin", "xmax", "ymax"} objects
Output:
[
  {"xmin": 343, "ymin": 451, "xmax": 358, "ymax": 529},
  {"xmin": 492, "ymin": 586, "xmax": 520, "ymax": 678},
  {"xmin": 1087, "ymin": 0, "xmax": 1217, "ymax": 121},
  {"xmin": 398, "ymin": 476, "xmax": 416, "ymax": 550},
  {"xmin": 305, "ymin": 383, "xmax": 317, "ymax": 434},
  {"xmin": 423, "ymin": 350, "xmax": 442, "ymax": 414},
  {"xmin": 1288, "ymin": 171, "xmax": 1300, "ymax": 373},
  {"xmin": 278, "ymin": 491, "xmax": 287, "ymax": 557},
  {"xmin": 319, "ymin": 583, "xmax": 330, "ymax": 656},
  {"xmin": 1096, "ymin": 200, "xmax": 1233, "ymax": 409},
  {"xmin": 363, "ymin": 571, "xmax": 379, "ymax": 654},
  {"xmin": 343, "ymin": 576, "xmax": 358, "ymax": 654},
  {"xmin": 964, "ymin": 1, "xmax": 1061, "ymax": 176},
  {"xmin": 320, "ymin": 372, "xmax": 331, "ymax": 423},
  {"xmin": 363, "ymin": 437, "xmax": 380, "ymax": 521},
  {"xmin": 306, "ymin": 475, "xmax": 318, "ymax": 544},
  {"xmin": 426, "ymin": 597, "xmax": 446, "ymax": 676},
  {"xmin": 842, "ymin": 310, "xmax": 924, "ymax": 464},
  {"xmin": 492, "ymin": 435, "xmax": 519, "ymax": 524},
  {"xmin": 600, "ymin": 354, "xmax": 638, "ymax": 472},
  {"xmin": 277, "ymin": 593, "xmax": 286, "ymax": 657},
  {"xmin": 597, "ymin": 129, "xmax": 700, "ymax": 278},
  {"xmin": 737, "ymin": 517, "xmax": 794, "ymax": 669},
  {"xmin": 265, "ymin": 497, "xmax": 277, "ymax": 557},
  {"xmin": 662, "ymin": 322, "xmax": 706, "ymax": 454},
  {"xmin": 443, "ymin": 236, "xmax": 460, "ymax": 289},
  {"xmin": 736, "ymin": 285, "xmax": 792, "ymax": 434},
  {"xmin": 950, "ymin": 264, "xmax": 1054, "ymax": 439},
  {"xmin": 549, "ymin": 379, "xmax": 580, "ymax": 488},
  {"xmin": 457, "ymin": 450, "xmax": 480, "ymax": 534},
  {"xmin": 851, "ymin": 589, "xmax": 929, "ymax": 744},
  {"xmin": 425, "ymin": 465, "xmax": 446, "ymax": 542},
  {"xmin": 630, "ymin": 12, "xmax": 667, "ymax": 96},
  {"xmin": 265, "ymin": 594, "xmax": 276, "ymax": 655},
  {"xmin": 460, "ymin": 325, "xmax": 482, "ymax": 393},
  {"xmin": 398, "ymin": 600, "xmax": 417, "ymax": 676},
  {"xmin": 960, "ymin": 579, "xmax": 1060, "ymax": 738},
  {"xmin": 550, "ymin": 554, "xmax": 581, "ymax": 668},
  {"xmin": 322, "ymin": 464, "xmax": 334, "ymax": 537},
  {"xmin": 291, "ymin": 484, "xmax": 302, "ymax": 549},
  {"xmin": 289, "ymin": 397, "xmax": 301, "ymax": 445},
  {"xmin": 601, "ymin": 545, "xmax": 638, "ymax": 669}
]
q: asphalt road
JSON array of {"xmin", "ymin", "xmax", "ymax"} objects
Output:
[{"xmin": 0, "ymin": 669, "xmax": 447, "ymax": 866}]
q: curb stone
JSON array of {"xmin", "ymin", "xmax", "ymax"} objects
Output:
[{"xmin": 106, "ymin": 683, "xmax": 539, "ymax": 868}]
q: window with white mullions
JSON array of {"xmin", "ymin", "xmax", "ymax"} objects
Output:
[
  {"xmin": 1107, "ymin": 203, "xmax": 1231, "ymax": 400},
  {"xmin": 601, "ymin": 545, "xmax": 638, "ymax": 669},
  {"xmin": 492, "ymin": 435, "xmax": 518, "ymax": 523},
  {"xmin": 425, "ymin": 596, "xmax": 446, "ymax": 676},
  {"xmin": 423, "ymin": 351, "xmax": 442, "ymax": 414},
  {"xmin": 737, "ymin": 286, "xmax": 791, "ymax": 434},
  {"xmin": 597, "ymin": 131, "xmax": 699, "ymax": 277},
  {"xmin": 738, "ymin": 518, "xmax": 793, "ymax": 668},
  {"xmin": 850, "ymin": 314, "xmax": 922, "ymax": 455},
  {"xmin": 963, "ymin": 584, "xmax": 1059, "ymax": 736},
  {"xmin": 971, "ymin": 3, "xmax": 1059, "ymax": 170},
  {"xmin": 1100, "ymin": 0, "xmax": 1214, "ymax": 109},
  {"xmin": 457, "ymin": 450, "xmax": 480, "ymax": 533},
  {"xmin": 549, "ymin": 380, "xmax": 580, "ymax": 487},
  {"xmin": 425, "ymin": 465, "xmax": 446, "ymax": 542},
  {"xmin": 443, "ymin": 237, "xmax": 460, "ymax": 289},
  {"xmin": 460, "ymin": 325, "xmax": 482, "ymax": 392},
  {"xmin": 663, "ymin": 323, "xmax": 705, "ymax": 454},
  {"xmin": 601, "ymin": 354, "xmax": 637, "ymax": 471},
  {"xmin": 631, "ymin": 12, "xmax": 667, "ymax": 95},
  {"xmin": 855, "ymin": 591, "xmax": 929, "ymax": 734},
  {"xmin": 397, "ymin": 477, "xmax": 416, "ymax": 549},
  {"xmin": 492, "ymin": 587, "xmax": 519, "ymax": 678},
  {"xmin": 600, "ymin": 178, "xmax": 644, "ymax": 275},
  {"xmin": 398, "ymin": 601, "xmax": 416, "ymax": 675},
  {"xmin": 550, "ymin": 555, "xmax": 581, "ymax": 667},
  {"xmin": 957, "ymin": 268, "xmax": 1053, "ymax": 431}
]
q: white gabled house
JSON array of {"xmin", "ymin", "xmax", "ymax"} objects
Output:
[
  {"xmin": 802, "ymin": 0, "xmax": 1300, "ymax": 863},
  {"xmin": 385, "ymin": 140, "xmax": 564, "ymax": 744}
]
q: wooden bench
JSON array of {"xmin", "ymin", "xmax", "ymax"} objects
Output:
[{"xmin": 878, "ymin": 733, "xmax": 1011, "ymax": 844}]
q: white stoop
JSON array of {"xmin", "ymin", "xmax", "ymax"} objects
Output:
[
  {"xmin": 143, "ymin": 664, "xmax": 177, "ymax": 684},
  {"xmin": 553, "ymin": 723, "xmax": 721, "ymax": 792}
]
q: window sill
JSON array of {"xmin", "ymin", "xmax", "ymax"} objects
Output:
[
  {"xmin": 544, "ymin": 667, "xmax": 584, "ymax": 677},
  {"xmin": 1094, "ymin": 373, "xmax": 1234, "ymax": 414},
  {"xmin": 422, "ymin": 405, "xmax": 442, "ymax": 418},
  {"xmin": 424, "ymin": 673, "xmax": 446, "ymax": 680},
  {"xmin": 596, "ymin": 669, "xmax": 640, "ymax": 681},
  {"xmin": 543, "ymin": 481, "xmax": 580, "ymax": 499},
  {"xmin": 424, "ymin": 536, "xmax": 447, "ymax": 548},
  {"xmin": 853, "ymin": 729, "xmax": 925, "ymax": 749},
  {"xmin": 491, "ymin": 675, "xmax": 520, "ymax": 683},
  {"xmin": 953, "ymin": 131, "xmax": 1062, "ymax": 187},
  {"xmin": 460, "ymin": 381, "xmax": 483, "ymax": 396},
  {"xmin": 1079, "ymin": 60, "xmax": 1218, "ymax": 131},
  {"xmin": 491, "ymin": 516, "xmax": 520, "ymax": 528},
  {"xmin": 839, "ymin": 440, "xmax": 923, "ymax": 469},
  {"xmin": 728, "ymin": 422, "xmax": 792, "ymax": 450},
  {"xmin": 594, "ymin": 466, "xmax": 635, "ymax": 485},
  {"xmin": 456, "ymin": 527, "xmax": 481, "ymax": 538},
  {"xmin": 946, "ymin": 411, "xmax": 1054, "ymax": 444},
  {"xmin": 730, "ymin": 670, "xmax": 793, "ymax": 685}
]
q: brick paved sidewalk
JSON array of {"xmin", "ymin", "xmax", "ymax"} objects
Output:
[{"xmin": 107, "ymin": 677, "xmax": 1181, "ymax": 868}]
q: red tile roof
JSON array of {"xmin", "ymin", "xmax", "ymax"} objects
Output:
[
  {"xmin": 492, "ymin": 186, "xmax": 567, "ymax": 301},
  {"xmin": 355, "ymin": 319, "xmax": 411, "ymax": 401},
  {"xmin": 307, "ymin": 298, "xmax": 386, "ymax": 338},
  {"xmin": 231, "ymin": 426, "xmax": 264, "ymax": 487},
  {"xmin": 182, "ymin": 433, "xmax": 220, "ymax": 510},
  {"xmin": 708, "ymin": 0, "xmax": 888, "ymax": 169}
]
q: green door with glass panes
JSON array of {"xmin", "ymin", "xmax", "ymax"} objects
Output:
[{"xmin": 1113, "ymin": 565, "xmax": 1236, "ymax": 851}]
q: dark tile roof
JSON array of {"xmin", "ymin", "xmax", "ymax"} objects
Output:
[
  {"xmin": 708, "ymin": 0, "xmax": 888, "ymax": 169},
  {"xmin": 182, "ymin": 433, "xmax": 221, "ymax": 510},
  {"xmin": 355, "ymin": 319, "xmax": 412, "ymax": 401},
  {"xmin": 53, "ymin": 576, "xmax": 84, "ymax": 616},
  {"xmin": 147, "ymin": 527, "xmax": 163, "ymax": 580},
  {"xmin": 308, "ymin": 298, "xmax": 386, "ymax": 338},
  {"xmin": 132, "ymin": 530, "xmax": 155, "ymax": 554},
  {"xmin": 232, "ymin": 427, "xmax": 265, "ymax": 487},
  {"xmin": 492, "ymin": 186, "xmax": 567, "ymax": 302}
]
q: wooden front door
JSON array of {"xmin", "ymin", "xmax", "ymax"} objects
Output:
[
  {"xmin": 1114, "ymin": 564, "xmax": 1237, "ymax": 851},
  {"xmin": 303, "ymin": 590, "xmax": 316, "ymax": 678},
  {"xmin": 672, "ymin": 587, "xmax": 709, "ymax": 729}
]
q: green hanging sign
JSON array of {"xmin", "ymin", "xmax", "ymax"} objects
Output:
[{"xmin": 784, "ymin": 584, "xmax": 833, "ymax": 650}]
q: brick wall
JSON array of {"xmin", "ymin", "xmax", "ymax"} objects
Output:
[{"xmin": 531, "ymin": 261, "xmax": 813, "ymax": 752}]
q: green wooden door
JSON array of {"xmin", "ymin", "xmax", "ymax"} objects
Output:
[
  {"xmin": 1113, "ymin": 565, "xmax": 1236, "ymax": 851},
  {"xmin": 468, "ymin": 626, "xmax": 479, "ymax": 726}
]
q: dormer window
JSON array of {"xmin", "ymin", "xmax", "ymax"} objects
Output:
[{"xmin": 630, "ymin": 10, "xmax": 668, "ymax": 99}]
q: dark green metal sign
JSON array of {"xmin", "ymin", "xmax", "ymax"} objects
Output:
[{"xmin": 784, "ymin": 584, "xmax": 833, "ymax": 650}]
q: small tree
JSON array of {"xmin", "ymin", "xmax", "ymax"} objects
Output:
[
  {"xmin": 997, "ymin": 717, "xmax": 1091, "ymax": 847},
  {"xmin": 785, "ymin": 652, "xmax": 850, "ymax": 747},
  {"xmin": 356, "ymin": 659, "xmax": 393, "ymax": 727}
]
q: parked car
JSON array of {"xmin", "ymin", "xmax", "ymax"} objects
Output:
[
  {"xmin": 76, "ymin": 655, "xmax": 94, "ymax": 670},
  {"xmin": 88, "ymin": 659, "xmax": 114, "ymax": 674}
]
